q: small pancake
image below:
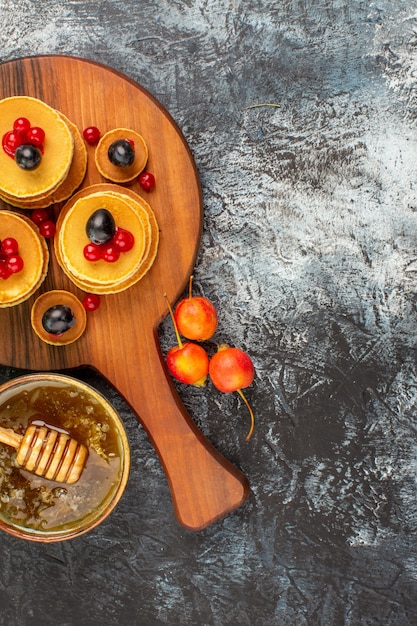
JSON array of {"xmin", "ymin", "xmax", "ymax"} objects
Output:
[
  {"xmin": 0, "ymin": 96, "xmax": 74, "ymax": 199},
  {"xmin": 31, "ymin": 290, "xmax": 87, "ymax": 346},
  {"xmin": 54, "ymin": 184, "xmax": 159, "ymax": 294},
  {"xmin": 95, "ymin": 128, "xmax": 148, "ymax": 183},
  {"xmin": 2, "ymin": 114, "xmax": 87, "ymax": 209},
  {"xmin": 0, "ymin": 211, "xmax": 49, "ymax": 307}
]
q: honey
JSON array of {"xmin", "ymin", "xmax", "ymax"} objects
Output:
[{"xmin": 0, "ymin": 377, "xmax": 129, "ymax": 538}]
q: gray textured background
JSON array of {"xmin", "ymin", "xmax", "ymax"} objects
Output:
[{"xmin": 1, "ymin": 1, "xmax": 417, "ymax": 624}]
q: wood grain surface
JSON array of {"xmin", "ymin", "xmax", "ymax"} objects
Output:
[{"xmin": 0, "ymin": 55, "xmax": 249, "ymax": 530}]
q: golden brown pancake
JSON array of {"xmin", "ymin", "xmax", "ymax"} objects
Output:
[
  {"xmin": 2, "ymin": 114, "xmax": 87, "ymax": 209},
  {"xmin": 59, "ymin": 192, "xmax": 148, "ymax": 286},
  {"xmin": 0, "ymin": 210, "xmax": 49, "ymax": 307},
  {"xmin": 54, "ymin": 184, "xmax": 159, "ymax": 294},
  {"xmin": 0, "ymin": 96, "xmax": 74, "ymax": 199},
  {"xmin": 31, "ymin": 290, "xmax": 87, "ymax": 346},
  {"xmin": 95, "ymin": 128, "xmax": 148, "ymax": 183}
]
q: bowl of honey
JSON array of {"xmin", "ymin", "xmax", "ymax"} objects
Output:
[{"xmin": 0, "ymin": 373, "xmax": 130, "ymax": 542}]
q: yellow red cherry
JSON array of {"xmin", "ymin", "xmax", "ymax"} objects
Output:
[
  {"xmin": 164, "ymin": 294, "xmax": 209, "ymax": 386},
  {"xmin": 174, "ymin": 276, "xmax": 218, "ymax": 341},
  {"xmin": 209, "ymin": 344, "xmax": 255, "ymax": 441},
  {"xmin": 166, "ymin": 342, "xmax": 209, "ymax": 386}
]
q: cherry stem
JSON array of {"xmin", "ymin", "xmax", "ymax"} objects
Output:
[
  {"xmin": 164, "ymin": 293, "xmax": 183, "ymax": 349},
  {"xmin": 189, "ymin": 274, "xmax": 194, "ymax": 300},
  {"xmin": 245, "ymin": 103, "xmax": 280, "ymax": 109},
  {"xmin": 237, "ymin": 388, "xmax": 255, "ymax": 441}
]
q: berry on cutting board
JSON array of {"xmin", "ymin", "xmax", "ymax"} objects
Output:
[{"xmin": 83, "ymin": 126, "xmax": 101, "ymax": 145}]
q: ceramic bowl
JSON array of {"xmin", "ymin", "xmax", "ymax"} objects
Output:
[{"xmin": 0, "ymin": 373, "xmax": 130, "ymax": 542}]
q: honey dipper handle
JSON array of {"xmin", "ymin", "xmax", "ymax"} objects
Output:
[{"xmin": 0, "ymin": 425, "xmax": 22, "ymax": 450}]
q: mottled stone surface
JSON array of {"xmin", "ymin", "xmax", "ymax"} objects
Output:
[{"xmin": 1, "ymin": 0, "xmax": 417, "ymax": 624}]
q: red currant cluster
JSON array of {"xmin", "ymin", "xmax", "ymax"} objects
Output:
[
  {"xmin": 0, "ymin": 237, "xmax": 24, "ymax": 280},
  {"xmin": 82, "ymin": 126, "xmax": 156, "ymax": 192},
  {"xmin": 2, "ymin": 117, "xmax": 45, "ymax": 158},
  {"xmin": 83, "ymin": 227, "xmax": 135, "ymax": 263},
  {"xmin": 31, "ymin": 208, "xmax": 56, "ymax": 238}
]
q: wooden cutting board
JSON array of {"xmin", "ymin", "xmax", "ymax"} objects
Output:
[{"xmin": 0, "ymin": 55, "xmax": 249, "ymax": 530}]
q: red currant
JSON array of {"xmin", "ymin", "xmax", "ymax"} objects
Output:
[
  {"xmin": 0, "ymin": 263, "xmax": 12, "ymax": 280},
  {"xmin": 126, "ymin": 138, "xmax": 135, "ymax": 148},
  {"xmin": 112, "ymin": 227, "xmax": 135, "ymax": 252},
  {"xmin": 26, "ymin": 126, "xmax": 45, "ymax": 147},
  {"xmin": 31, "ymin": 208, "xmax": 49, "ymax": 225},
  {"xmin": 82, "ymin": 293, "xmax": 101, "ymax": 312},
  {"xmin": 2, "ymin": 130, "xmax": 24, "ymax": 157},
  {"xmin": 7, "ymin": 255, "xmax": 24, "ymax": 274},
  {"xmin": 84, "ymin": 242, "xmax": 102, "ymax": 261},
  {"xmin": 102, "ymin": 243, "xmax": 120, "ymax": 263},
  {"xmin": 138, "ymin": 171, "xmax": 156, "ymax": 192},
  {"xmin": 39, "ymin": 220, "xmax": 56, "ymax": 238},
  {"xmin": 1, "ymin": 237, "xmax": 19, "ymax": 256},
  {"xmin": 13, "ymin": 117, "xmax": 31, "ymax": 136},
  {"xmin": 83, "ymin": 126, "xmax": 101, "ymax": 145}
]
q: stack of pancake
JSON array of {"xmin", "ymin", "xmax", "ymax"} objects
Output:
[
  {"xmin": 55, "ymin": 184, "xmax": 159, "ymax": 294},
  {"xmin": 0, "ymin": 211, "xmax": 49, "ymax": 308},
  {"xmin": 0, "ymin": 96, "xmax": 87, "ymax": 209}
]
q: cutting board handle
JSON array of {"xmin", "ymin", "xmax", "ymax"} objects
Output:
[{"xmin": 96, "ymin": 328, "xmax": 249, "ymax": 531}]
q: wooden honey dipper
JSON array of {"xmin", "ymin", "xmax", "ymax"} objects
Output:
[{"xmin": 0, "ymin": 421, "xmax": 88, "ymax": 484}]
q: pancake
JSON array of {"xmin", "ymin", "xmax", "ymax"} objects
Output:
[
  {"xmin": 95, "ymin": 128, "xmax": 148, "ymax": 183},
  {"xmin": 2, "ymin": 114, "xmax": 87, "ymax": 209},
  {"xmin": 59, "ymin": 192, "xmax": 148, "ymax": 286},
  {"xmin": 31, "ymin": 290, "xmax": 87, "ymax": 346},
  {"xmin": 0, "ymin": 96, "xmax": 74, "ymax": 199},
  {"xmin": 54, "ymin": 184, "xmax": 159, "ymax": 294},
  {"xmin": 0, "ymin": 211, "xmax": 49, "ymax": 307}
]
